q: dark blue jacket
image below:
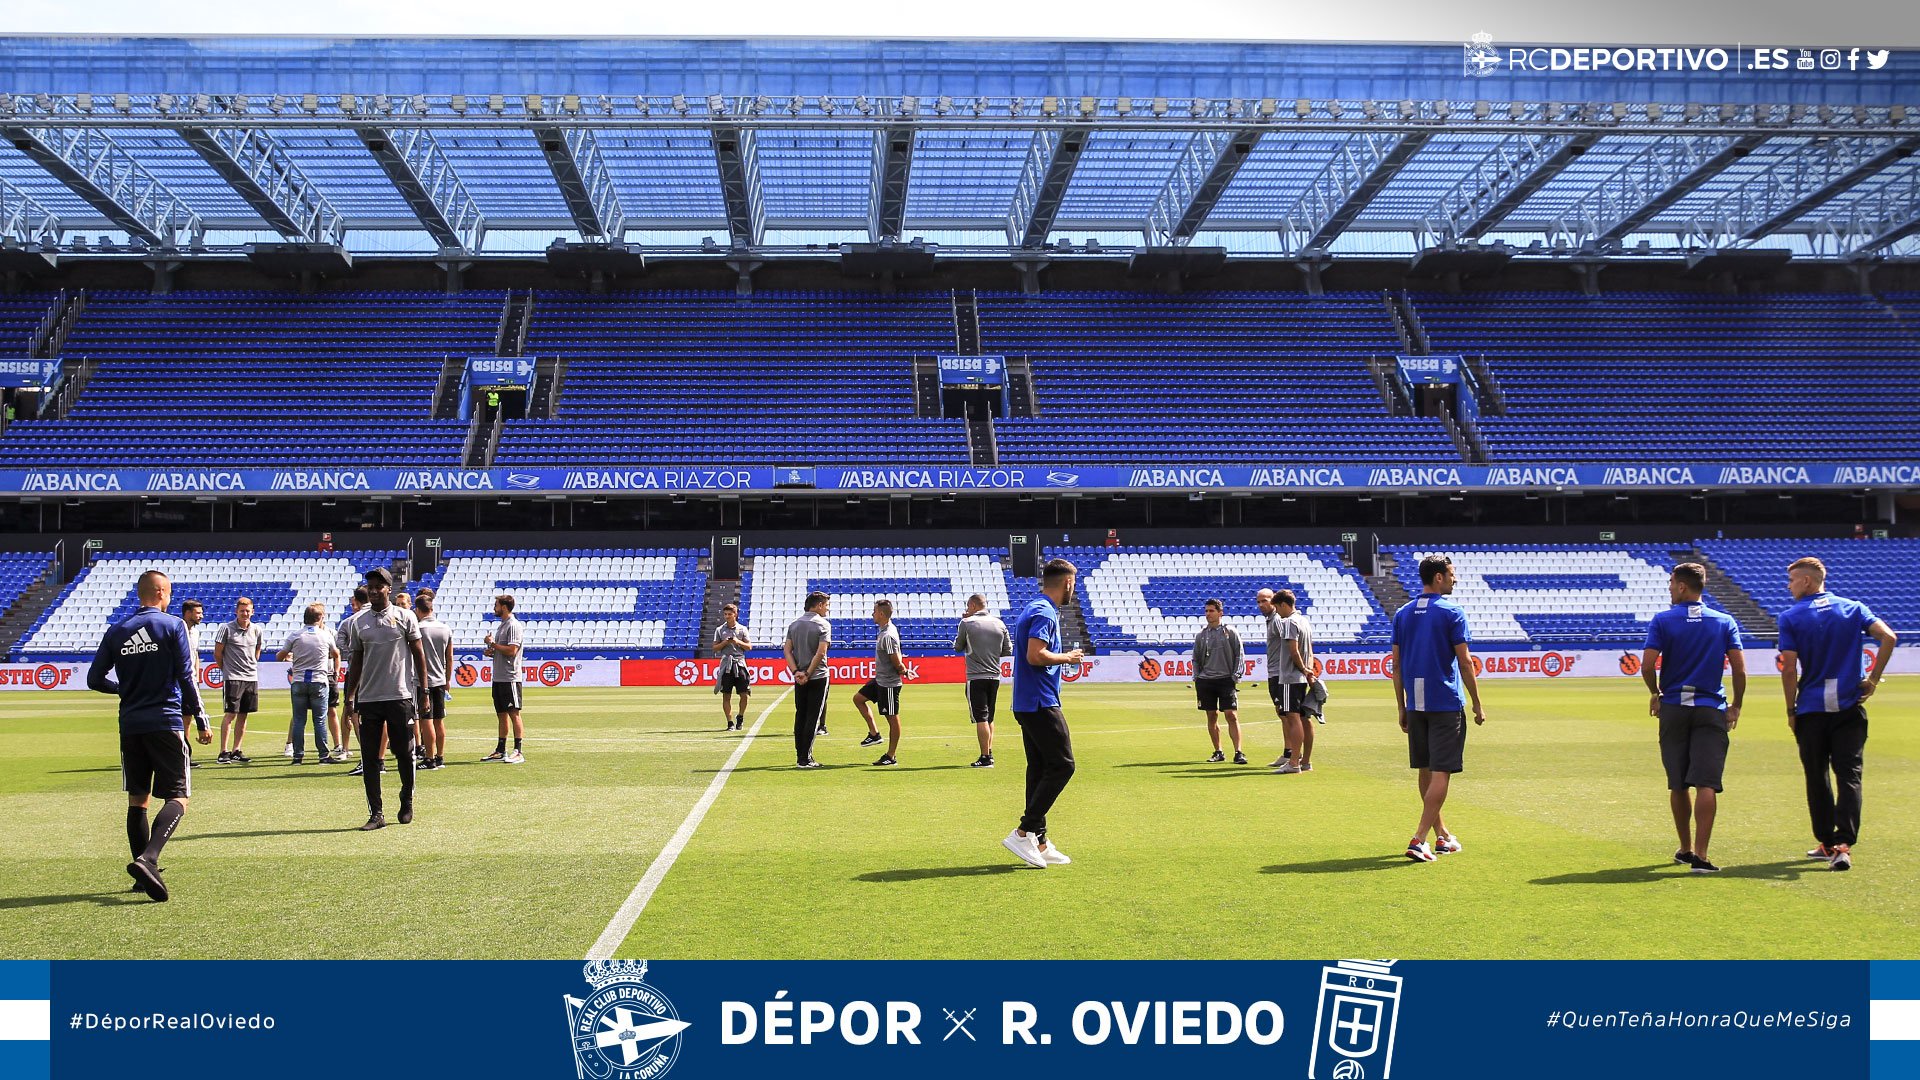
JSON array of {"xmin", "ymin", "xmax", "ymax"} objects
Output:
[{"xmin": 88, "ymin": 606, "xmax": 205, "ymax": 734}]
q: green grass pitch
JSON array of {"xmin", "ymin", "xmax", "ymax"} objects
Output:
[{"xmin": 2, "ymin": 677, "xmax": 1913, "ymax": 960}]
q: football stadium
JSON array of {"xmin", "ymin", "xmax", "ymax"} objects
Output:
[{"xmin": 1, "ymin": 24, "xmax": 1917, "ymax": 973}]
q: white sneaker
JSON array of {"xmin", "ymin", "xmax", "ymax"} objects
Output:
[
  {"xmin": 1435, "ymin": 834, "xmax": 1462, "ymax": 855},
  {"xmin": 1001, "ymin": 830, "xmax": 1047, "ymax": 869},
  {"xmin": 1273, "ymin": 762, "xmax": 1302, "ymax": 774},
  {"xmin": 504, "ymin": 750, "xmax": 525, "ymax": 764},
  {"xmin": 1039, "ymin": 841, "xmax": 1072, "ymax": 866},
  {"xmin": 283, "ymin": 743, "xmax": 295, "ymax": 758},
  {"xmin": 1406, "ymin": 840, "xmax": 1436, "ymax": 862}
]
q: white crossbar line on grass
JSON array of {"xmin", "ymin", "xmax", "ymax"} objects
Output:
[{"xmin": 586, "ymin": 687, "xmax": 792, "ymax": 961}]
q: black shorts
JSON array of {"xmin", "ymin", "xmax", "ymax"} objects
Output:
[
  {"xmin": 1658, "ymin": 704, "xmax": 1730, "ymax": 792},
  {"xmin": 1268, "ymin": 678, "xmax": 1308, "ymax": 714},
  {"xmin": 716, "ymin": 666, "xmax": 753, "ymax": 695},
  {"xmin": 1195, "ymin": 676, "xmax": 1238, "ymax": 712},
  {"xmin": 422, "ymin": 686, "xmax": 447, "ymax": 721},
  {"xmin": 492, "ymin": 683, "xmax": 523, "ymax": 713},
  {"xmin": 122, "ymin": 729, "xmax": 191, "ymax": 800},
  {"xmin": 966, "ymin": 679, "xmax": 1000, "ymax": 725},
  {"xmin": 357, "ymin": 698, "xmax": 415, "ymax": 732},
  {"xmin": 857, "ymin": 680, "xmax": 901, "ymax": 717},
  {"xmin": 1407, "ymin": 709, "xmax": 1467, "ymax": 773},
  {"xmin": 326, "ymin": 679, "xmax": 340, "ymax": 713},
  {"xmin": 222, "ymin": 680, "xmax": 259, "ymax": 715}
]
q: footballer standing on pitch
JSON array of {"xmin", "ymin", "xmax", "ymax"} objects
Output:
[
  {"xmin": 213, "ymin": 597, "xmax": 265, "ymax": 764},
  {"xmin": 484, "ymin": 594, "xmax": 526, "ymax": 764},
  {"xmin": 954, "ymin": 593, "xmax": 1012, "ymax": 768},
  {"xmin": 1641, "ymin": 563, "xmax": 1745, "ymax": 874},
  {"xmin": 784, "ymin": 592, "xmax": 832, "ymax": 768},
  {"xmin": 89, "ymin": 569, "xmax": 211, "ymax": 901},
  {"xmin": 415, "ymin": 591, "xmax": 454, "ymax": 771},
  {"xmin": 714, "ymin": 602, "xmax": 752, "ymax": 731},
  {"xmin": 1002, "ymin": 558, "xmax": 1083, "ymax": 870},
  {"xmin": 1389, "ymin": 555, "xmax": 1486, "ymax": 862},
  {"xmin": 1193, "ymin": 599, "xmax": 1246, "ymax": 764},
  {"xmin": 343, "ymin": 568, "xmax": 428, "ymax": 830}
]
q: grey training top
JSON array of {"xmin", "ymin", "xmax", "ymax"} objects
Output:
[
  {"xmin": 785, "ymin": 612, "xmax": 832, "ymax": 679},
  {"xmin": 215, "ymin": 621, "xmax": 264, "ymax": 682},
  {"xmin": 349, "ymin": 604, "xmax": 423, "ymax": 703},
  {"xmin": 418, "ymin": 617, "xmax": 453, "ymax": 689},
  {"xmin": 282, "ymin": 625, "xmax": 334, "ymax": 682},
  {"xmin": 954, "ymin": 613, "xmax": 1013, "ymax": 681},
  {"xmin": 491, "ymin": 615, "xmax": 523, "ymax": 684},
  {"xmin": 1193, "ymin": 622, "xmax": 1244, "ymax": 680},
  {"xmin": 713, "ymin": 622, "xmax": 750, "ymax": 672},
  {"xmin": 873, "ymin": 622, "xmax": 904, "ymax": 689},
  {"xmin": 1268, "ymin": 610, "xmax": 1315, "ymax": 683}
]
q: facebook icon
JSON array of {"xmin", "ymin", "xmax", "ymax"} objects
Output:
[{"xmin": 1309, "ymin": 959, "xmax": 1403, "ymax": 1079}]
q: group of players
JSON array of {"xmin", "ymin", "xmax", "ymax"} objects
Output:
[
  {"xmin": 92, "ymin": 565, "xmax": 533, "ymax": 900},
  {"xmin": 91, "ymin": 550, "xmax": 1896, "ymax": 897}
]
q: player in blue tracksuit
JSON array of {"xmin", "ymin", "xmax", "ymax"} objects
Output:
[
  {"xmin": 1777, "ymin": 556, "xmax": 1898, "ymax": 872},
  {"xmin": 88, "ymin": 569, "xmax": 210, "ymax": 902},
  {"xmin": 1389, "ymin": 555, "xmax": 1487, "ymax": 862},
  {"xmin": 1640, "ymin": 563, "xmax": 1745, "ymax": 874}
]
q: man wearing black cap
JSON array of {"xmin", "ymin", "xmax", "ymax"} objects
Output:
[{"xmin": 342, "ymin": 568, "xmax": 428, "ymax": 830}]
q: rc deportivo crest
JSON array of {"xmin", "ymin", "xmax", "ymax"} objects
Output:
[
  {"xmin": 565, "ymin": 960, "xmax": 689, "ymax": 1080},
  {"xmin": 1464, "ymin": 31, "xmax": 1501, "ymax": 77}
]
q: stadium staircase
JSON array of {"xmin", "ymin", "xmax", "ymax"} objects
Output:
[
  {"xmin": 1677, "ymin": 546, "xmax": 1779, "ymax": 643},
  {"xmin": 967, "ymin": 414, "xmax": 999, "ymax": 465},
  {"xmin": 530, "ymin": 356, "xmax": 567, "ymax": 418},
  {"xmin": 1366, "ymin": 550, "xmax": 1413, "ymax": 617},
  {"xmin": 40, "ymin": 356, "xmax": 101, "ymax": 421},
  {"xmin": 1005, "ymin": 355, "xmax": 1038, "ymax": 417},
  {"xmin": 912, "ymin": 356, "xmax": 941, "ymax": 416},
  {"xmin": 496, "ymin": 290, "xmax": 534, "ymax": 357},
  {"xmin": 0, "ymin": 556, "xmax": 66, "ymax": 655},
  {"xmin": 1058, "ymin": 581, "xmax": 1093, "ymax": 651},
  {"xmin": 695, "ymin": 560, "xmax": 744, "ymax": 658},
  {"xmin": 951, "ymin": 290, "xmax": 982, "ymax": 354},
  {"xmin": 430, "ymin": 355, "xmax": 466, "ymax": 419},
  {"xmin": 1461, "ymin": 354, "xmax": 1508, "ymax": 415},
  {"xmin": 1438, "ymin": 402, "xmax": 1485, "ymax": 463},
  {"xmin": 30, "ymin": 289, "xmax": 86, "ymax": 359},
  {"xmin": 1367, "ymin": 357, "xmax": 1413, "ymax": 416}
]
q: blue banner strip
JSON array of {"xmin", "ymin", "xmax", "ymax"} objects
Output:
[
  {"xmin": 4, "ymin": 462, "xmax": 1919, "ymax": 496},
  {"xmin": 0, "ymin": 960, "xmax": 50, "ymax": 999}
]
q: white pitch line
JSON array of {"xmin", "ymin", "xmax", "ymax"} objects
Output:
[{"xmin": 586, "ymin": 687, "xmax": 792, "ymax": 961}]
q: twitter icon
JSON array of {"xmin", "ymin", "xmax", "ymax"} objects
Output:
[{"xmin": 1867, "ymin": 49, "xmax": 1889, "ymax": 70}]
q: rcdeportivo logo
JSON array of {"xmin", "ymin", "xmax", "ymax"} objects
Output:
[
  {"xmin": 1464, "ymin": 31, "xmax": 1501, "ymax": 78},
  {"xmin": 566, "ymin": 960, "xmax": 690, "ymax": 1080}
]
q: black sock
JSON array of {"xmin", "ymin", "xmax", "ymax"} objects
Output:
[
  {"xmin": 126, "ymin": 807, "xmax": 149, "ymax": 860},
  {"xmin": 141, "ymin": 800, "xmax": 184, "ymax": 863},
  {"xmin": 494, "ymin": 739, "xmax": 506, "ymax": 754},
  {"xmin": 513, "ymin": 738, "xmax": 522, "ymax": 751}
]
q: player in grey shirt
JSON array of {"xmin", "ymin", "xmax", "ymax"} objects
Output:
[
  {"xmin": 332, "ymin": 587, "xmax": 366, "ymax": 763},
  {"xmin": 415, "ymin": 591, "xmax": 454, "ymax": 771},
  {"xmin": 854, "ymin": 599, "xmax": 906, "ymax": 765},
  {"xmin": 1193, "ymin": 599, "xmax": 1247, "ymax": 764},
  {"xmin": 484, "ymin": 595, "xmax": 526, "ymax": 763},
  {"xmin": 783, "ymin": 592, "xmax": 832, "ymax": 767},
  {"xmin": 343, "ymin": 567, "xmax": 426, "ymax": 830},
  {"xmin": 713, "ymin": 603, "xmax": 753, "ymax": 732},
  {"xmin": 276, "ymin": 603, "xmax": 339, "ymax": 764},
  {"xmin": 213, "ymin": 598, "xmax": 265, "ymax": 764},
  {"xmin": 1258, "ymin": 588, "xmax": 1321, "ymax": 773},
  {"xmin": 954, "ymin": 594, "xmax": 1012, "ymax": 768}
]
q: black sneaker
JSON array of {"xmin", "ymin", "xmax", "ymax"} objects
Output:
[
  {"xmin": 347, "ymin": 762, "xmax": 365, "ymax": 776},
  {"xmin": 292, "ymin": 757, "xmax": 307, "ymax": 765},
  {"xmin": 216, "ymin": 751, "xmax": 232, "ymax": 764},
  {"xmin": 189, "ymin": 759, "xmax": 201, "ymax": 769},
  {"xmin": 873, "ymin": 754, "xmax": 897, "ymax": 767},
  {"xmin": 432, "ymin": 756, "xmax": 445, "ymax": 769},
  {"xmin": 970, "ymin": 755, "xmax": 995, "ymax": 768},
  {"xmin": 736, "ymin": 715, "xmax": 746, "ymax": 728},
  {"xmin": 359, "ymin": 813, "xmax": 386, "ymax": 831},
  {"xmin": 1233, "ymin": 751, "xmax": 1248, "ymax": 765},
  {"xmin": 1690, "ymin": 857, "xmax": 1721, "ymax": 874},
  {"xmin": 229, "ymin": 751, "xmax": 251, "ymax": 764},
  {"xmin": 397, "ymin": 804, "xmax": 414, "ymax": 825},
  {"xmin": 859, "ymin": 733, "xmax": 883, "ymax": 747},
  {"xmin": 1673, "ymin": 849, "xmax": 1696, "ymax": 866},
  {"xmin": 816, "ymin": 724, "xmax": 828, "ymax": 736},
  {"xmin": 1206, "ymin": 750, "xmax": 1225, "ymax": 763},
  {"xmin": 796, "ymin": 759, "xmax": 824, "ymax": 769},
  {"xmin": 127, "ymin": 857, "xmax": 167, "ymax": 901}
]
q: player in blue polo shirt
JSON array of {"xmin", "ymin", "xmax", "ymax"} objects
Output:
[
  {"xmin": 1001, "ymin": 558, "xmax": 1085, "ymax": 870},
  {"xmin": 87, "ymin": 569, "xmax": 211, "ymax": 902},
  {"xmin": 1641, "ymin": 563, "xmax": 1745, "ymax": 874},
  {"xmin": 1389, "ymin": 554, "xmax": 1487, "ymax": 863},
  {"xmin": 1777, "ymin": 556, "xmax": 1898, "ymax": 871}
]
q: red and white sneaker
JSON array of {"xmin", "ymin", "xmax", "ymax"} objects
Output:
[
  {"xmin": 1405, "ymin": 840, "xmax": 1436, "ymax": 862},
  {"xmin": 1435, "ymin": 833, "xmax": 1462, "ymax": 855}
]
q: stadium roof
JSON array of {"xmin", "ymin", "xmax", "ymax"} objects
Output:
[{"xmin": 1, "ymin": 36, "xmax": 1916, "ymax": 260}]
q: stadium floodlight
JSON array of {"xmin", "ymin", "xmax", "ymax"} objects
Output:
[
  {"xmin": 671, "ymin": 94, "xmax": 687, "ymax": 115},
  {"xmin": 450, "ymin": 94, "xmax": 467, "ymax": 113},
  {"xmin": 1040, "ymin": 96, "xmax": 1058, "ymax": 116},
  {"xmin": 191, "ymin": 94, "xmax": 211, "ymax": 114},
  {"xmin": 1646, "ymin": 103, "xmax": 1660, "ymax": 121},
  {"xmin": 1894, "ymin": 105, "xmax": 1908, "ymax": 123},
  {"xmin": 1434, "ymin": 100, "xmax": 1449, "ymax": 120},
  {"xmin": 598, "ymin": 95, "xmax": 614, "ymax": 115},
  {"xmin": 114, "ymin": 93, "xmax": 132, "ymax": 113},
  {"xmin": 1852, "ymin": 105, "xmax": 1869, "ymax": 124},
  {"xmin": 268, "ymin": 94, "xmax": 286, "ymax": 114},
  {"xmin": 411, "ymin": 94, "xmax": 429, "ymax": 115},
  {"xmin": 1685, "ymin": 102, "xmax": 1703, "ymax": 120},
  {"xmin": 1078, "ymin": 97, "xmax": 1097, "ymax": 118},
  {"xmin": 562, "ymin": 94, "xmax": 581, "ymax": 114},
  {"xmin": 301, "ymin": 93, "xmax": 318, "ymax": 113},
  {"xmin": 1363, "ymin": 101, "xmax": 1379, "ymax": 120},
  {"xmin": 1718, "ymin": 103, "xmax": 1737, "ymax": 122},
  {"xmin": 230, "ymin": 95, "xmax": 249, "ymax": 115},
  {"xmin": 936, "ymin": 95, "xmax": 953, "ymax": 115},
  {"xmin": 1472, "ymin": 100, "xmax": 1489, "ymax": 119},
  {"xmin": 854, "ymin": 95, "xmax": 872, "ymax": 115},
  {"xmin": 900, "ymin": 95, "xmax": 919, "ymax": 115},
  {"xmin": 1259, "ymin": 98, "xmax": 1278, "ymax": 118},
  {"xmin": 1400, "ymin": 99, "xmax": 1416, "ymax": 118},
  {"xmin": 488, "ymin": 94, "xmax": 505, "ymax": 114},
  {"xmin": 706, "ymin": 95, "xmax": 726, "ymax": 116},
  {"xmin": 338, "ymin": 93, "xmax": 355, "ymax": 113},
  {"xmin": 1151, "ymin": 97, "xmax": 1168, "ymax": 116},
  {"xmin": 820, "ymin": 97, "xmax": 836, "ymax": 116},
  {"xmin": 372, "ymin": 94, "xmax": 389, "ymax": 114},
  {"xmin": 1188, "ymin": 98, "xmax": 1206, "ymax": 118},
  {"xmin": 76, "ymin": 93, "xmax": 95, "ymax": 113},
  {"xmin": 973, "ymin": 96, "xmax": 988, "ymax": 116},
  {"xmin": 1327, "ymin": 101, "xmax": 1343, "ymax": 119},
  {"xmin": 1295, "ymin": 99, "xmax": 1311, "ymax": 119},
  {"xmin": 634, "ymin": 96, "xmax": 650, "ymax": 116},
  {"xmin": 1611, "ymin": 102, "xmax": 1627, "ymax": 121},
  {"xmin": 526, "ymin": 94, "xmax": 545, "ymax": 115},
  {"xmin": 1507, "ymin": 101, "xmax": 1523, "ymax": 120},
  {"xmin": 1114, "ymin": 97, "xmax": 1131, "ymax": 115},
  {"xmin": 788, "ymin": 95, "xmax": 804, "ymax": 115}
]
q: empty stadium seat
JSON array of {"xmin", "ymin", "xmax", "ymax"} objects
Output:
[
  {"xmin": 1697, "ymin": 537, "xmax": 1920, "ymax": 633},
  {"xmin": 1382, "ymin": 545, "xmax": 1706, "ymax": 644},
  {"xmin": 423, "ymin": 549, "xmax": 703, "ymax": 653}
]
